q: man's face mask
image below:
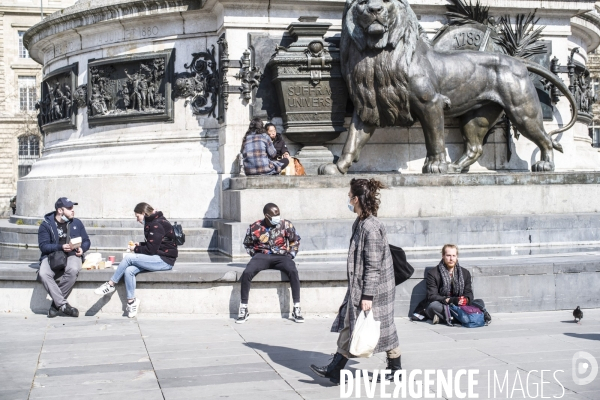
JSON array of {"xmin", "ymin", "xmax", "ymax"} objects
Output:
[{"xmin": 268, "ymin": 215, "xmax": 281, "ymax": 225}]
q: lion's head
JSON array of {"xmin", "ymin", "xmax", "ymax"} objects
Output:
[{"xmin": 341, "ymin": 0, "xmax": 422, "ymax": 127}]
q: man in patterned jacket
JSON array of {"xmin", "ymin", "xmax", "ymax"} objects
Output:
[{"xmin": 237, "ymin": 203, "xmax": 302, "ymax": 324}]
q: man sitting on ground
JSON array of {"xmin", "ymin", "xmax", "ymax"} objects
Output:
[
  {"xmin": 237, "ymin": 203, "xmax": 302, "ymax": 324},
  {"xmin": 425, "ymin": 244, "xmax": 473, "ymax": 324}
]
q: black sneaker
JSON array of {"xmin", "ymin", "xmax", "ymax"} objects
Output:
[
  {"xmin": 484, "ymin": 311, "xmax": 492, "ymax": 325},
  {"xmin": 292, "ymin": 306, "xmax": 304, "ymax": 323},
  {"xmin": 236, "ymin": 305, "xmax": 249, "ymax": 324},
  {"xmin": 60, "ymin": 303, "xmax": 79, "ymax": 318},
  {"xmin": 48, "ymin": 303, "xmax": 60, "ymax": 318}
]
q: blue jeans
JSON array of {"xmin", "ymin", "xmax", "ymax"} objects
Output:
[{"xmin": 110, "ymin": 254, "xmax": 172, "ymax": 299}]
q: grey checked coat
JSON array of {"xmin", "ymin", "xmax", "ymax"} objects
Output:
[{"xmin": 331, "ymin": 215, "xmax": 399, "ymax": 354}]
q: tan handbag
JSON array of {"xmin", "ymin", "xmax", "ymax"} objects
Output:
[
  {"xmin": 294, "ymin": 158, "xmax": 306, "ymax": 176},
  {"xmin": 281, "ymin": 159, "xmax": 296, "ymax": 176}
]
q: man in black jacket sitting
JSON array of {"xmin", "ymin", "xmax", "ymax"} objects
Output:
[{"xmin": 425, "ymin": 244, "xmax": 474, "ymax": 325}]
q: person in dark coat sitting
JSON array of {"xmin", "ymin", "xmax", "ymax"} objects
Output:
[
  {"xmin": 425, "ymin": 244, "xmax": 474, "ymax": 324},
  {"xmin": 265, "ymin": 123, "xmax": 290, "ymax": 160}
]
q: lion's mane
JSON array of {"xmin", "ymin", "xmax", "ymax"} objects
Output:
[{"xmin": 341, "ymin": 0, "xmax": 421, "ymax": 127}]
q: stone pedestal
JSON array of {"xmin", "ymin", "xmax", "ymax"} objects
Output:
[
  {"xmin": 15, "ymin": 0, "xmax": 600, "ymax": 226},
  {"xmin": 295, "ymin": 145, "xmax": 334, "ymax": 175}
]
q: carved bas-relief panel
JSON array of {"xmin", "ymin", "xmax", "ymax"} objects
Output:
[
  {"xmin": 87, "ymin": 50, "xmax": 174, "ymax": 127},
  {"xmin": 36, "ymin": 63, "xmax": 78, "ymax": 134}
]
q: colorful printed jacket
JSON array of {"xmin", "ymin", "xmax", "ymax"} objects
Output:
[{"xmin": 243, "ymin": 219, "xmax": 301, "ymax": 258}]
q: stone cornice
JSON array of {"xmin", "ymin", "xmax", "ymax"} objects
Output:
[
  {"xmin": 23, "ymin": 0, "xmax": 206, "ymax": 50},
  {"xmin": 0, "ymin": 9, "xmax": 63, "ymax": 15},
  {"xmin": 579, "ymin": 8, "xmax": 600, "ymax": 31}
]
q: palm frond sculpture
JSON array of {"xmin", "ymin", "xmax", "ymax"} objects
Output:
[
  {"xmin": 445, "ymin": 0, "xmax": 490, "ymax": 26},
  {"xmin": 494, "ymin": 12, "xmax": 547, "ymax": 59},
  {"xmin": 432, "ymin": 0, "xmax": 490, "ymax": 42}
]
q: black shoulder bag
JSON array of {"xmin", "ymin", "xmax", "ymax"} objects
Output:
[
  {"xmin": 389, "ymin": 244, "xmax": 415, "ymax": 286},
  {"xmin": 48, "ymin": 223, "xmax": 70, "ymax": 271},
  {"xmin": 160, "ymin": 220, "xmax": 185, "ymax": 246}
]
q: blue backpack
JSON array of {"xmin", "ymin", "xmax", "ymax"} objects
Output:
[{"xmin": 450, "ymin": 304, "xmax": 485, "ymax": 328}]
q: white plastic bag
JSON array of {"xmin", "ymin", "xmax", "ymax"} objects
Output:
[{"xmin": 349, "ymin": 310, "xmax": 381, "ymax": 358}]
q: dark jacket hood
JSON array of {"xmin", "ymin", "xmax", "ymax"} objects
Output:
[{"xmin": 44, "ymin": 211, "xmax": 57, "ymax": 224}]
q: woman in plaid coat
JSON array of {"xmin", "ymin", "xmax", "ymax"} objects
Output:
[
  {"xmin": 241, "ymin": 118, "xmax": 289, "ymax": 175},
  {"xmin": 311, "ymin": 178, "xmax": 401, "ymax": 384}
]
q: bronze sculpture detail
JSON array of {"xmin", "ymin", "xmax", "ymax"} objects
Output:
[{"xmin": 319, "ymin": 0, "xmax": 577, "ymax": 175}]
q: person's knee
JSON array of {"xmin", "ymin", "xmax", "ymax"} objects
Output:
[
  {"xmin": 286, "ymin": 264, "xmax": 299, "ymax": 279},
  {"xmin": 37, "ymin": 271, "xmax": 50, "ymax": 283},
  {"xmin": 65, "ymin": 261, "xmax": 81, "ymax": 275},
  {"xmin": 427, "ymin": 301, "xmax": 443, "ymax": 313},
  {"xmin": 241, "ymin": 268, "xmax": 255, "ymax": 282},
  {"xmin": 125, "ymin": 266, "xmax": 138, "ymax": 276},
  {"xmin": 37, "ymin": 266, "xmax": 53, "ymax": 282},
  {"xmin": 281, "ymin": 257, "xmax": 297, "ymax": 271},
  {"xmin": 242, "ymin": 257, "xmax": 264, "ymax": 281}
]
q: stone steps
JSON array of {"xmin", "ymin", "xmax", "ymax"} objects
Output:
[
  {"xmin": 215, "ymin": 213, "xmax": 600, "ymax": 257},
  {"xmin": 1, "ymin": 250, "xmax": 598, "ymax": 316},
  {"xmin": 0, "ymin": 220, "xmax": 219, "ymax": 252}
]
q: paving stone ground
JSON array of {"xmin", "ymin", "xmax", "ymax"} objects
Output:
[{"xmin": 1, "ymin": 310, "xmax": 599, "ymax": 400}]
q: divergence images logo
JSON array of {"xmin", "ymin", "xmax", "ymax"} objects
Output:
[{"xmin": 572, "ymin": 351, "xmax": 598, "ymax": 386}]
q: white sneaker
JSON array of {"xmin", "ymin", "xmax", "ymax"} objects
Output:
[
  {"xmin": 236, "ymin": 304, "xmax": 249, "ymax": 324},
  {"xmin": 127, "ymin": 298, "xmax": 141, "ymax": 318},
  {"xmin": 292, "ymin": 306, "xmax": 305, "ymax": 323},
  {"xmin": 95, "ymin": 282, "xmax": 116, "ymax": 296}
]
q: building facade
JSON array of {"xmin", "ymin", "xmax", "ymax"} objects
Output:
[{"xmin": 0, "ymin": 0, "xmax": 75, "ymax": 215}]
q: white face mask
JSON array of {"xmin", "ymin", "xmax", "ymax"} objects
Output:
[
  {"xmin": 268, "ymin": 215, "xmax": 281, "ymax": 225},
  {"xmin": 347, "ymin": 198, "xmax": 355, "ymax": 213},
  {"xmin": 61, "ymin": 214, "xmax": 69, "ymax": 222}
]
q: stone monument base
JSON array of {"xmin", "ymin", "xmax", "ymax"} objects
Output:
[
  {"xmin": 220, "ymin": 172, "xmax": 600, "ymax": 256},
  {"xmin": 294, "ymin": 145, "xmax": 335, "ymax": 175},
  {"xmin": 2, "ymin": 172, "xmax": 600, "ymax": 259}
]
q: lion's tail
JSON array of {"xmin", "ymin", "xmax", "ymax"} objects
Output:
[{"xmin": 522, "ymin": 59, "xmax": 577, "ymax": 143}]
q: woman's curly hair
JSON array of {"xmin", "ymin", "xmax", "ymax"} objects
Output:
[{"xmin": 350, "ymin": 178, "xmax": 386, "ymax": 219}]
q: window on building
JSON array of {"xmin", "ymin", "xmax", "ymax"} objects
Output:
[
  {"xmin": 18, "ymin": 76, "xmax": 36, "ymax": 112},
  {"xmin": 594, "ymin": 78, "xmax": 600, "ymax": 97},
  {"xmin": 590, "ymin": 123, "xmax": 600, "ymax": 148},
  {"xmin": 18, "ymin": 31, "xmax": 29, "ymax": 58},
  {"xmin": 18, "ymin": 135, "xmax": 40, "ymax": 178}
]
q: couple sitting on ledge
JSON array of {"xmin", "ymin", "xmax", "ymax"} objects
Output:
[
  {"xmin": 37, "ymin": 198, "xmax": 178, "ymax": 319},
  {"xmin": 241, "ymin": 117, "xmax": 296, "ymax": 176}
]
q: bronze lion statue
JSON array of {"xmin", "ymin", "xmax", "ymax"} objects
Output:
[{"xmin": 319, "ymin": 0, "xmax": 576, "ymax": 175}]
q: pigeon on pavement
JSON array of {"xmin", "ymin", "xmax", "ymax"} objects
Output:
[{"xmin": 573, "ymin": 306, "xmax": 583, "ymax": 323}]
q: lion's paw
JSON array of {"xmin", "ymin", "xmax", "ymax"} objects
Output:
[
  {"xmin": 532, "ymin": 161, "xmax": 555, "ymax": 172},
  {"xmin": 318, "ymin": 163, "xmax": 343, "ymax": 175},
  {"xmin": 447, "ymin": 163, "xmax": 463, "ymax": 174},
  {"xmin": 422, "ymin": 159, "xmax": 449, "ymax": 174}
]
